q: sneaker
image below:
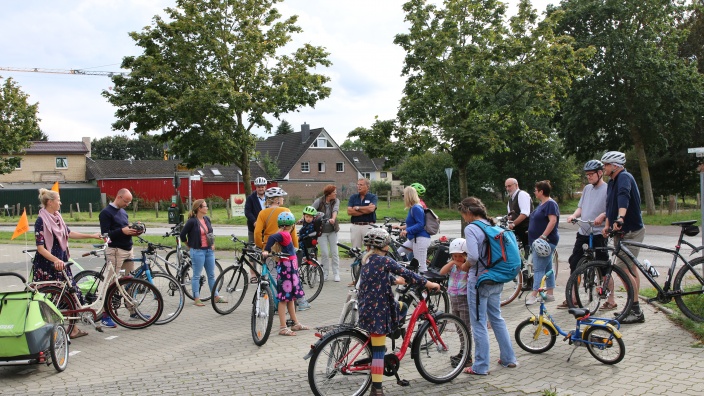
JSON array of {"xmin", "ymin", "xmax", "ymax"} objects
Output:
[
  {"xmin": 525, "ymin": 295, "xmax": 539, "ymax": 305},
  {"xmin": 297, "ymin": 302, "xmax": 311, "ymax": 311},
  {"xmin": 618, "ymin": 310, "xmax": 645, "ymax": 324},
  {"xmin": 543, "ymin": 295, "xmax": 555, "ymax": 302},
  {"xmin": 334, "ymin": 275, "xmax": 341, "ymax": 282},
  {"xmin": 324, "ymin": 274, "xmax": 329, "ymax": 281},
  {"xmin": 498, "ymin": 359, "xmax": 518, "ymax": 368},
  {"xmin": 100, "ymin": 316, "xmax": 117, "ymax": 328},
  {"xmin": 129, "ymin": 313, "xmax": 151, "ymax": 321}
]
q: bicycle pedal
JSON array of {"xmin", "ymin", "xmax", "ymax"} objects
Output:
[
  {"xmin": 95, "ymin": 325, "xmax": 104, "ymax": 333},
  {"xmin": 397, "ymin": 379, "xmax": 410, "ymax": 387}
]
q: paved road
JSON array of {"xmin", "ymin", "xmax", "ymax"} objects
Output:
[{"xmin": 1, "ymin": 223, "xmax": 702, "ymax": 395}]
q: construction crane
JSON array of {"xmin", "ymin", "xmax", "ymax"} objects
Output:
[{"xmin": 0, "ymin": 67, "xmax": 126, "ymax": 77}]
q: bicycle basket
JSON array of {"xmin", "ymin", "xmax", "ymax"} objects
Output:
[{"xmin": 684, "ymin": 225, "xmax": 700, "ymax": 237}]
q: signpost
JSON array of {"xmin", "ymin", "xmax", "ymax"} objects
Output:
[
  {"xmin": 445, "ymin": 168, "xmax": 453, "ymax": 209},
  {"xmin": 687, "ymin": 147, "xmax": 704, "ymax": 250}
]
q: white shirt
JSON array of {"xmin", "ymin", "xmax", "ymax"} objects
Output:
[{"xmin": 506, "ymin": 189, "xmax": 531, "ymax": 217}]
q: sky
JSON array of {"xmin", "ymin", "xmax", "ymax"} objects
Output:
[{"xmin": 0, "ymin": 0, "xmax": 554, "ymax": 146}]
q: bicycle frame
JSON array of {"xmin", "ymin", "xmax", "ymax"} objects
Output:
[{"xmin": 231, "ymin": 236, "xmax": 279, "ymax": 306}]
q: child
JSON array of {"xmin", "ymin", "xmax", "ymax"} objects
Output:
[
  {"xmin": 439, "ymin": 238, "xmax": 472, "ymax": 367},
  {"xmin": 297, "ymin": 205, "xmax": 320, "ymax": 254},
  {"xmin": 357, "ymin": 228, "xmax": 441, "ymax": 396},
  {"xmin": 262, "ymin": 212, "xmax": 309, "ymax": 336}
]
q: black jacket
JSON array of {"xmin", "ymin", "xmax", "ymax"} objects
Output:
[
  {"xmin": 244, "ymin": 192, "xmax": 265, "ymax": 232},
  {"xmin": 180, "ymin": 216, "xmax": 213, "ymax": 249}
]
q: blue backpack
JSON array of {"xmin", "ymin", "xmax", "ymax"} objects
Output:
[{"xmin": 470, "ymin": 220, "xmax": 522, "ymax": 287}]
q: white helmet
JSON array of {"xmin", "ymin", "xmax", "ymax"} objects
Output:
[
  {"xmin": 265, "ymin": 187, "xmax": 287, "ymax": 198},
  {"xmin": 363, "ymin": 228, "xmax": 391, "ymax": 249},
  {"xmin": 448, "ymin": 238, "xmax": 467, "ymax": 254},
  {"xmin": 600, "ymin": 151, "xmax": 626, "ymax": 166},
  {"xmin": 532, "ymin": 238, "xmax": 552, "ymax": 258},
  {"xmin": 254, "ymin": 177, "xmax": 267, "ymax": 186}
]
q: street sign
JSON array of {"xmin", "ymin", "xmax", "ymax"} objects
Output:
[{"xmin": 687, "ymin": 147, "xmax": 704, "ymax": 154}]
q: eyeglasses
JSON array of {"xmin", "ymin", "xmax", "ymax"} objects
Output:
[
  {"xmin": 585, "ymin": 172, "xmax": 597, "ymax": 177},
  {"xmin": 200, "ymin": 204, "xmax": 208, "ymax": 208}
]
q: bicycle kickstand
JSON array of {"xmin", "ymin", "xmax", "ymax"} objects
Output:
[
  {"xmin": 83, "ymin": 315, "xmax": 104, "ymax": 333},
  {"xmin": 566, "ymin": 345, "xmax": 578, "ymax": 362},
  {"xmin": 395, "ymin": 373, "xmax": 410, "ymax": 387}
]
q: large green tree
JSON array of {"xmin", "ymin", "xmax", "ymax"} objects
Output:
[
  {"xmin": 275, "ymin": 119, "xmax": 294, "ymax": 135},
  {"xmin": 552, "ymin": 0, "xmax": 704, "ymax": 214},
  {"xmin": 0, "ymin": 76, "xmax": 44, "ymax": 173},
  {"xmin": 393, "ymin": 0, "xmax": 592, "ymax": 201},
  {"xmin": 104, "ymin": 0, "xmax": 331, "ymax": 195},
  {"xmin": 92, "ymin": 135, "xmax": 165, "ymax": 160}
]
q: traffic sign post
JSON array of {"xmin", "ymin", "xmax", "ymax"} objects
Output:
[
  {"xmin": 445, "ymin": 168, "xmax": 453, "ymax": 209},
  {"xmin": 688, "ymin": 147, "xmax": 704, "ymax": 251}
]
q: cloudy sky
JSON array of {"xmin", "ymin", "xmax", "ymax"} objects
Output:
[{"xmin": 1, "ymin": 0, "xmax": 553, "ymax": 146}]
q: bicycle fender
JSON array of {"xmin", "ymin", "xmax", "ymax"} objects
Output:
[
  {"xmin": 527, "ymin": 316, "xmax": 558, "ymax": 335},
  {"xmin": 303, "ymin": 326, "xmax": 366, "ymax": 360},
  {"xmin": 585, "ymin": 321, "xmax": 623, "ymax": 339}
]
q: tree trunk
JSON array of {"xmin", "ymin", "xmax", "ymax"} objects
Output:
[{"xmin": 631, "ymin": 127, "xmax": 656, "ymax": 215}]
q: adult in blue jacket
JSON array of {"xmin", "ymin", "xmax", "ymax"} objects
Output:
[
  {"xmin": 244, "ymin": 177, "xmax": 268, "ymax": 243},
  {"xmin": 397, "ymin": 186, "xmax": 431, "ymax": 272}
]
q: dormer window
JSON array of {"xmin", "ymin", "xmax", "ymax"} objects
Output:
[
  {"xmin": 353, "ymin": 157, "xmax": 359, "ymax": 163},
  {"xmin": 314, "ymin": 137, "xmax": 333, "ymax": 148},
  {"xmin": 211, "ymin": 168, "xmax": 222, "ymax": 176},
  {"xmin": 197, "ymin": 170, "xmax": 204, "ymax": 176}
]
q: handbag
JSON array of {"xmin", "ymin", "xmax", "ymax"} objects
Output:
[{"xmin": 198, "ymin": 218, "xmax": 215, "ymax": 247}]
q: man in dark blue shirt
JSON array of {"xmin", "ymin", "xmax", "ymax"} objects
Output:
[
  {"xmin": 347, "ymin": 178, "xmax": 377, "ymax": 249},
  {"xmin": 601, "ymin": 151, "xmax": 646, "ymax": 324},
  {"xmin": 244, "ymin": 177, "xmax": 268, "ymax": 243}
]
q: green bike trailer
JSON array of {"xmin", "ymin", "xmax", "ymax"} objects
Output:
[{"xmin": 0, "ymin": 272, "xmax": 70, "ymax": 372}]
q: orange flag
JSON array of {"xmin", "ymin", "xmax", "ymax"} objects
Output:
[
  {"xmin": 11, "ymin": 208, "xmax": 30, "ymax": 240},
  {"xmin": 51, "ymin": 181, "xmax": 60, "ymax": 192}
]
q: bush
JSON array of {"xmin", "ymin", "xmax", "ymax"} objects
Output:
[{"xmin": 371, "ymin": 180, "xmax": 392, "ymax": 197}]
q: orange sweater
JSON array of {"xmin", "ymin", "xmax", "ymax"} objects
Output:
[{"xmin": 253, "ymin": 207, "xmax": 298, "ymax": 249}]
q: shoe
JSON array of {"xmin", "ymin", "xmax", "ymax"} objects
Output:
[
  {"xmin": 297, "ymin": 302, "xmax": 311, "ymax": 311},
  {"xmin": 498, "ymin": 359, "xmax": 518, "ymax": 368},
  {"xmin": 70, "ymin": 329, "xmax": 89, "ymax": 338},
  {"xmin": 334, "ymin": 275, "xmax": 341, "ymax": 282},
  {"xmin": 543, "ymin": 295, "xmax": 555, "ymax": 302},
  {"xmin": 369, "ymin": 387, "xmax": 384, "ymax": 396},
  {"xmin": 100, "ymin": 316, "xmax": 117, "ymax": 328},
  {"xmin": 525, "ymin": 295, "xmax": 539, "ymax": 305},
  {"xmin": 193, "ymin": 298, "xmax": 205, "ymax": 307},
  {"xmin": 130, "ymin": 313, "xmax": 151, "ymax": 321},
  {"xmin": 618, "ymin": 310, "xmax": 645, "ymax": 324},
  {"xmin": 214, "ymin": 296, "xmax": 228, "ymax": 304},
  {"xmin": 463, "ymin": 367, "xmax": 488, "ymax": 376},
  {"xmin": 557, "ymin": 300, "xmax": 569, "ymax": 309}
]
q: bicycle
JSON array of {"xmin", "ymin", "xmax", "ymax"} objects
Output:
[
  {"xmin": 161, "ymin": 222, "xmax": 224, "ymax": 302},
  {"xmin": 565, "ymin": 220, "xmax": 704, "ymax": 322},
  {"xmin": 515, "ymin": 270, "xmax": 625, "ymax": 364},
  {"xmin": 564, "ymin": 218, "xmax": 612, "ymax": 309},
  {"xmin": 304, "ymin": 281, "xmax": 471, "ymax": 396},
  {"xmin": 29, "ymin": 239, "xmax": 163, "ymax": 334},
  {"xmin": 297, "ymin": 232, "xmax": 325, "ymax": 302},
  {"xmin": 337, "ymin": 242, "xmax": 363, "ymax": 285}
]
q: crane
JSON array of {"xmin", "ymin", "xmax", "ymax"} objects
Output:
[{"xmin": 0, "ymin": 67, "xmax": 126, "ymax": 77}]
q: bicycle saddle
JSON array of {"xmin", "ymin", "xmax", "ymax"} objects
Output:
[
  {"xmin": 421, "ymin": 269, "xmax": 448, "ymax": 283},
  {"xmin": 671, "ymin": 220, "xmax": 697, "ymax": 226},
  {"xmin": 567, "ymin": 308, "xmax": 590, "ymax": 318}
]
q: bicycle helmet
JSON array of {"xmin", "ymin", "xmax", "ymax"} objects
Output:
[
  {"xmin": 410, "ymin": 182, "xmax": 426, "ymax": 196},
  {"xmin": 302, "ymin": 206, "xmax": 318, "ymax": 216},
  {"xmin": 448, "ymin": 238, "xmax": 467, "ymax": 254},
  {"xmin": 277, "ymin": 211, "xmax": 295, "ymax": 226},
  {"xmin": 600, "ymin": 151, "xmax": 626, "ymax": 166},
  {"xmin": 532, "ymin": 238, "xmax": 552, "ymax": 258},
  {"xmin": 583, "ymin": 160, "xmax": 604, "ymax": 172},
  {"xmin": 363, "ymin": 228, "xmax": 391, "ymax": 249},
  {"xmin": 254, "ymin": 177, "xmax": 267, "ymax": 186},
  {"xmin": 265, "ymin": 187, "xmax": 287, "ymax": 198}
]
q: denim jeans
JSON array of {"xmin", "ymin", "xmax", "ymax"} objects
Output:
[
  {"xmin": 531, "ymin": 242, "xmax": 557, "ymax": 290},
  {"xmin": 317, "ymin": 232, "xmax": 340, "ymax": 278},
  {"xmin": 190, "ymin": 248, "xmax": 217, "ymax": 299},
  {"xmin": 467, "ymin": 283, "xmax": 517, "ymax": 374}
]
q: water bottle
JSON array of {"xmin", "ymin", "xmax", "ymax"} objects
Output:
[{"xmin": 643, "ymin": 259, "xmax": 659, "ymax": 278}]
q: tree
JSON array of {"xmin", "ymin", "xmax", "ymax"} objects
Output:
[
  {"xmin": 259, "ymin": 152, "xmax": 280, "ymax": 179},
  {"xmin": 275, "ymin": 119, "xmax": 294, "ymax": 135},
  {"xmin": 0, "ymin": 76, "xmax": 44, "ymax": 173},
  {"xmin": 552, "ymin": 0, "xmax": 704, "ymax": 214},
  {"xmin": 128, "ymin": 134, "xmax": 166, "ymax": 160},
  {"xmin": 104, "ymin": 0, "xmax": 331, "ymax": 195},
  {"xmin": 91, "ymin": 136, "xmax": 130, "ymax": 160},
  {"xmin": 339, "ymin": 137, "xmax": 365, "ymax": 151},
  {"xmin": 393, "ymin": 0, "xmax": 592, "ymax": 203}
]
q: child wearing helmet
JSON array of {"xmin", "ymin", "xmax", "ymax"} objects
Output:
[
  {"xmin": 262, "ymin": 212, "xmax": 309, "ymax": 336},
  {"xmin": 439, "ymin": 238, "xmax": 472, "ymax": 367},
  {"xmin": 411, "ymin": 182, "xmax": 428, "ymax": 209},
  {"xmin": 357, "ymin": 227, "xmax": 441, "ymax": 395}
]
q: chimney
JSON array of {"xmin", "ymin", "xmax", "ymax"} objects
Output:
[
  {"xmin": 82, "ymin": 137, "xmax": 92, "ymax": 158},
  {"xmin": 301, "ymin": 122, "xmax": 310, "ymax": 143}
]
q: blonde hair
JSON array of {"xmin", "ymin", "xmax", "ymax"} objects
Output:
[
  {"xmin": 189, "ymin": 199, "xmax": 206, "ymax": 218},
  {"xmin": 403, "ymin": 186, "xmax": 420, "ymax": 209},
  {"xmin": 38, "ymin": 188, "xmax": 58, "ymax": 208}
]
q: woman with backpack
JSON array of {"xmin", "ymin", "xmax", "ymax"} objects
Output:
[
  {"xmin": 395, "ymin": 186, "xmax": 432, "ymax": 272},
  {"xmin": 459, "ymin": 196, "xmax": 518, "ymax": 375}
]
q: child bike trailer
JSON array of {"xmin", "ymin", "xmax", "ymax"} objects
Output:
[{"xmin": 0, "ymin": 272, "xmax": 69, "ymax": 372}]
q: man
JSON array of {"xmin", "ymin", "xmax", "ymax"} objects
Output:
[
  {"xmin": 99, "ymin": 188, "xmax": 142, "ymax": 327},
  {"xmin": 505, "ymin": 178, "xmax": 533, "ymax": 255},
  {"xmin": 601, "ymin": 151, "xmax": 646, "ymax": 324},
  {"xmin": 347, "ymin": 178, "xmax": 377, "ymax": 249},
  {"xmin": 245, "ymin": 177, "xmax": 268, "ymax": 244},
  {"xmin": 562, "ymin": 160, "xmax": 609, "ymax": 309}
]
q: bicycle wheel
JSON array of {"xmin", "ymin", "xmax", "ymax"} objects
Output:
[
  {"xmin": 49, "ymin": 324, "xmax": 69, "ymax": 372},
  {"xmin": 583, "ymin": 326, "xmax": 625, "ymax": 364},
  {"xmin": 73, "ymin": 270, "xmax": 102, "ymax": 305},
  {"xmin": 139, "ymin": 272, "xmax": 184, "ymax": 325},
  {"xmin": 673, "ymin": 256, "xmax": 704, "ymax": 322},
  {"xmin": 300, "ymin": 259, "xmax": 324, "ymax": 303},
  {"xmin": 565, "ymin": 260, "xmax": 634, "ymax": 322},
  {"xmin": 514, "ymin": 318, "xmax": 557, "ymax": 353},
  {"xmin": 500, "ymin": 270, "xmax": 523, "ymax": 306},
  {"xmin": 307, "ymin": 329, "xmax": 372, "ymax": 396},
  {"xmin": 211, "ymin": 265, "xmax": 249, "ymax": 315},
  {"xmin": 251, "ymin": 284, "xmax": 274, "ymax": 346},
  {"xmin": 164, "ymin": 249, "xmax": 189, "ymax": 278},
  {"xmin": 413, "ymin": 313, "xmax": 470, "ymax": 384},
  {"xmin": 105, "ymin": 278, "xmax": 163, "ymax": 329},
  {"xmin": 182, "ymin": 259, "xmax": 224, "ymax": 302},
  {"xmin": 38, "ymin": 285, "xmax": 77, "ymax": 337}
]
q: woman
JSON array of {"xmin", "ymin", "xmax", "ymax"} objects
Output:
[
  {"xmin": 396, "ymin": 186, "xmax": 431, "ymax": 272},
  {"xmin": 180, "ymin": 199, "xmax": 225, "ymax": 306},
  {"xmin": 526, "ymin": 180, "xmax": 559, "ymax": 305},
  {"xmin": 33, "ymin": 188, "xmax": 102, "ymax": 339},
  {"xmin": 311, "ymin": 184, "xmax": 340, "ymax": 282},
  {"xmin": 459, "ymin": 197, "xmax": 518, "ymax": 375}
]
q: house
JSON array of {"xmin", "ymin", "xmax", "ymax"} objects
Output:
[
  {"xmin": 255, "ymin": 123, "xmax": 362, "ymax": 200},
  {"xmin": 341, "ymin": 150, "xmax": 401, "ymax": 196},
  {"xmin": 1, "ymin": 138, "xmax": 91, "ymax": 183}
]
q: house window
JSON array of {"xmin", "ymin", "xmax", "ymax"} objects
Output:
[
  {"xmin": 362, "ymin": 172, "xmax": 371, "ymax": 179},
  {"xmin": 380, "ymin": 172, "xmax": 388, "ymax": 178},
  {"xmin": 211, "ymin": 168, "xmax": 222, "ymax": 176},
  {"xmin": 15, "ymin": 160, "xmax": 22, "ymax": 170},
  {"xmin": 353, "ymin": 157, "xmax": 359, "ymax": 163},
  {"xmin": 197, "ymin": 170, "xmax": 204, "ymax": 176},
  {"xmin": 336, "ymin": 162, "xmax": 344, "ymax": 172},
  {"xmin": 55, "ymin": 157, "xmax": 68, "ymax": 169},
  {"xmin": 314, "ymin": 137, "xmax": 333, "ymax": 148},
  {"xmin": 301, "ymin": 162, "xmax": 310, "ymax": 173},
  {"xmin": 318, "ymin": 162, "xmax": 325, "ymax": 172}
]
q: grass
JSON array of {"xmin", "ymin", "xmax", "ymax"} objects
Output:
[{"xmin": 639, "ymin": 288, "xmax": 704, "ymax": 343}]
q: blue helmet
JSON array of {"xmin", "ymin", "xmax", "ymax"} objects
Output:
[{"xmin": 277, "ymin": 211, "xmax": 295, "ymax": 226}]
